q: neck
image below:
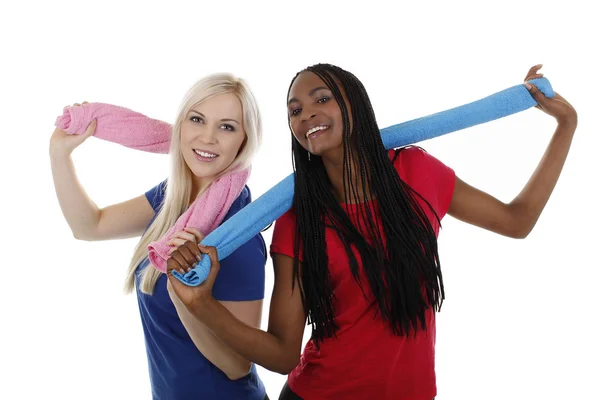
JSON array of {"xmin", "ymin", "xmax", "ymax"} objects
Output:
[
  {"xmin": 190, "ymin": 175, "xmax": 212, "ymax": 202},
  {"xmin": 321, "ymin": 147, "xmax": 370, "ymax": 204}
]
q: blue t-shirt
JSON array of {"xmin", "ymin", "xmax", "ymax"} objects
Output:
[{"xmin": 136, "ymin": 181, "xmax": 267, "ymax": 400}]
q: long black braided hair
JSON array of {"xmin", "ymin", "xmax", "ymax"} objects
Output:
[{"xmin": 288, "ymin": 64, "xmax": 445, "ymax": 346}]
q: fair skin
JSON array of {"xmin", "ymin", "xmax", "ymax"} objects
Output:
[
  {"xmin": 167, "ymin": 64, "xmax": 578, "ymax": 375},
  {"xmin": 49, "ymin": 94, "xmax": 261, "ymax": 380}
]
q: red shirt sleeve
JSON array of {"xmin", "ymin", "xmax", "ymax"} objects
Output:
[
  {"xmin": 392, "ymin": 147, "xmax": 456, "ymax": 220},
  {"xmin": 270, "ymin": 208, "xmax": 304, "ymax": 261}
]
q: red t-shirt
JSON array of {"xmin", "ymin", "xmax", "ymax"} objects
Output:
[{"xmin": 270, "ymin": 147, "xmax": 456, "ymax": 400}]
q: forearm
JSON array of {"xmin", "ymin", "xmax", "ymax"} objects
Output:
[
  {"xmin": 168, "ymin": 285, "xmax": 252, "ymax": 380},
  {"xmin": 192, "ymin": 298, "xmax": 299, "ymax": 375},
  {"xmin": 509, "ymin": 121, "xmax": 577, "ymax": 235},
  {"xmin": 49, "ymin": 151, "xmax": 101, "ymax": 240}
]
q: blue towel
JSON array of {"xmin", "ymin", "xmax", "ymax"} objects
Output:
[{"xmin": 173, "ymin": 78, "xmax": 554, "ymax": 286}]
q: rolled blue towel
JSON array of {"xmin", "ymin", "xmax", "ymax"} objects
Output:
[{"xmin": 173, "ymin": 78, "xmax": 554, "ymax": 286}]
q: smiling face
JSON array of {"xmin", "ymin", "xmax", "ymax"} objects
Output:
[
  {"xmin": 180, "ymin": 92, "xmax": 246, "ymax": 188},
  {"xmin": 287, "ymin": 71, "xmax": 352, "ymax": 158}
]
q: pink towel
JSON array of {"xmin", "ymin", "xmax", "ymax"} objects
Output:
[
  {"xmin": 54, "ymin": 103, "xmax": 250, "ymax": 273},
  {"xmin": 55, "ymin": 103, "xmax": 172, "ymax": 153},
  {"xmin": 148, "ymin": 168, "xmax": 250, "ymax": 272}
]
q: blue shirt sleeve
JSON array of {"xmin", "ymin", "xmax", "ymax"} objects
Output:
[
  {"xmin": 212, "ymin": 186, "xmax": 267, "ymax": 302},
  {"xmin": 145, "ymin": 180, "xmax": 167, "ymax": 214}
]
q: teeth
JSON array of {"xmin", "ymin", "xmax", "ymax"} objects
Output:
[
  {"xmin": 194, "ymin": 149, "xmax": 217, "ymax": 158},
  {"xmin": 306, "ymin": 125, "xmax": 328, "ymax": 138}
]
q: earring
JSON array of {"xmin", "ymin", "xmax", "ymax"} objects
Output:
[{"xmin": 308, "ymin": 152, "xmax": 311, "ymax": 161}]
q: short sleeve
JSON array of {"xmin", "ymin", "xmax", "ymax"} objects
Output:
[
  {"xmin": 145, "ymin": 180, "xmax": 167, "ymax": 214},
  {"xmin": 270, "ymin": 209, "xmax": 303, "ymax": 261},
  {"xmin": 212, "ymin": 234, "xmax": 267, "ymax": 301},
  {"xmin": 393, "ymin": 147, "xmax": 456, "ymax": 219}
]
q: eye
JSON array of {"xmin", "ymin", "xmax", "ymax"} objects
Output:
[
  {"xmin": 220, "ymin": 124, "xmax": 235, "ymax": 132},
  {"xmin": 290, "ymin": 108, "xmax": 301, "ymax": 117},
  {"xmin": 317, "ymin": 97, "xmax": 330, "ymax": 104},
  {"xmin": 190, "ymin": 116, "xmax": 204, "ymax": 123}
]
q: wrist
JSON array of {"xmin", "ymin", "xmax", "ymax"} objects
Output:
[
  {"xmin": 189, "ymin": 294, "xmax": 218, "ymax": 322},
  {"xmin": 49, "ymin": 145, "xmax": 72, "ymax": 160}
]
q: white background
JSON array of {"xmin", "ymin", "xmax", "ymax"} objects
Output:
[{"xmin": 1, "ymin": 1, "xmax": 598, "ymax": 399}]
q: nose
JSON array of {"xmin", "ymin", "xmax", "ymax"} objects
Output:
[
  {"xmin": 301, "ymin": 109, "xmax": 317, "ymax": 123},
  {"xmin": 198, "ymin": 125, "xmax": 218, "ymax": 144}
]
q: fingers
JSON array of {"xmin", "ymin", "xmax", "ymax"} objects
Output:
[
  {"xmin": 82, "ymin": 119, "xmax": 97, "ymax": 138},
  {"xmin": 170, "ymin": 250, "xmax": 194, "ymax": 274},
  {"xmin": 198, "ymin": 244, "xmax": 220, "ymax": 282},
  {"xmin": 524, "ymin": 64, "xmax": 543, "ymax": 81},
  {"xmin": 65, "ymin": 101, "xmax": 88, "ymax": 109},
  {"xmin": 167, "ymin": 257, "xmax": 186, "ymax": 275},
  {"xmin": 167, "ymin": 230, "xmax": 198, "ymax": 248},
  {"xmin": 525, "ymin": 73, "xmax": 544, "ymax": 82},
  {"xmin": 524, "ymin": 82, "xmax": 548, "ymax": 108},
  {"xmin": 183, "ymin": 227, "xmax": 205, "ymax": 243},
  {"xmin": 184, "ymin": 240, "xmax": 202, "ymax": 261}
]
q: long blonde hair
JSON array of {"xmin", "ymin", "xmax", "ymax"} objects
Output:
[{"xmin": 124, "ymin": 73, "xmax": 262, "ymax": 295}]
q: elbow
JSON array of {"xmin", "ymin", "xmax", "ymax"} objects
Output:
[
  {"xmin": 275, "ymin": 355, "xmax": 300, "ymax": 375},
  {"xmin": 512, "ymin": 229, "xmax": 530, "ymax": 239},
  {"xmin": 506, "ymin": 206, "xmax": 536, "ymax": 239},
  {"xmin": 509, "ymin": 222, "xmax": 534, "ymax": 239},
  {"xmin": 72, "ymin": 230, "xmax": 97, "ymax": 241},
  {"xmin": 225, "ymin": 362, "xmax": 253, "ymax": 381}
]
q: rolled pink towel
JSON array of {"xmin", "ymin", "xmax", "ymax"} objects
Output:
[
  {"xmin": 147, "ymin": 168, "xmax": 251, "ymax": 272},
  {"xmin": 55, "ymin": 102, "xmax": 172, "ymax": 154}
]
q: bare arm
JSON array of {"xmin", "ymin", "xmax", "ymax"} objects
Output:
[
  {"xmin": 167, "ymin": 279, "xmax": 263, "ymax": 380},
  {"xmin": 448, "ymin": 66, "xmax": 577, "ymax": 238},
  {"xmin": 167, "ymin": 250, "xmax": 307, "ymax": 375},
  {"xmin": 200, "ymin": 255, "xmax": 306, "ymax": 374},
  {"xmin": 49, "ymin": 116, "xmax": 155, "ymax": 241}
]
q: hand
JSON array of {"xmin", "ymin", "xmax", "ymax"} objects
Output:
[
  {"xmin": 166, "ymin": 227, "xmax": 204, "ymax": 255},
  {"xmin": 524, "ymin": 65, "xmax": 577, "ymax": 127},
  {"xmin": 49, "ymin": 102, "xmax": 96, "ymax": 157},
  {"xmin": 166, "ymin": 243, "xmax": 221, "ymax": 312}
]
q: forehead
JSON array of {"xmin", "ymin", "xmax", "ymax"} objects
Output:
[
  {"xmin": 192, "ymin": 92, "xmax": 242, "ymax": 117},
  {"xmin": 288, "ymin": 72, "xmax": 329, "ymax": 100}
]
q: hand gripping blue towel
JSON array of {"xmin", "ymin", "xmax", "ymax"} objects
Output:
[{"xmin": 172, "ymin": 78, "xmax": 554, "ymax": 286}]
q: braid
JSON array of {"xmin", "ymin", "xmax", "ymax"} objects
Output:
[{"xmin": 288, "ymin": 64, "xmax": 445, "ymax": 345}]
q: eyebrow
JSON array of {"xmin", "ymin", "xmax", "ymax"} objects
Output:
[
  {"xmin": 189, "ymin": 110, "xmax": 240, "ymax": 124},
  {"xmin": 288, "ymin": 86, "xmax": 331, "ymax": 105}
]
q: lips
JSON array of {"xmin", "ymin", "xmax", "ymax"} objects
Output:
[
  {"xmin": 305, "ymin": 125, "xmax": 330, "ymax": 139},
  {"xmin": 193, "ymin": 148, "xmax": 219, "ymax": 161}
]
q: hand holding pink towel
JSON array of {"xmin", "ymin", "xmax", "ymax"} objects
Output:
[
  {"xmin": 55, "ymin": 103, "xmax": 172, "ymax": 154},
  {"xmin": 54, "ymin": 102, "xmax": 250, "ymax": 273}
]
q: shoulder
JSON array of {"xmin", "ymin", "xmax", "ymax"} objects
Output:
[
  {"xmin": 145, "ymin": 179, "xmax": 168, "ymax": 214},
  {"xmin": 223, "ymin": 185, "xmax": 252, "ymax": 221},
  {"xmin": 391, "ymin": 146, "xmax": 454, "ymax": 184},
  {"xmin": 273, "ymin": 208, "xmax": 297, "ymax": 240},
  {"xmin": 391, "ymin": 146, "xmax": 456, "ymax": 219}
]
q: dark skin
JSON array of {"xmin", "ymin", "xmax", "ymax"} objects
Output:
[{"xmin": 166, "ymin": 64, "xmax": 577, "ymax": 374}]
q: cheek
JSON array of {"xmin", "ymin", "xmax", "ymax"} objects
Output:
[
  {"xmin": 222, "ymin": 133, "xmax": 246, "ymax": 159},
  {"xmin": 290, "ymin": 121, "xmax": 304, "ymax": 143},
  {"xmin": 180, "ymin": 125, "xmax": 193, "ymax": 143}
]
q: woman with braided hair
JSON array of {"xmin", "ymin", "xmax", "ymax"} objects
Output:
[{"xmin": 167, "ymin": 63, "xmax": 577, "ymax": 399}]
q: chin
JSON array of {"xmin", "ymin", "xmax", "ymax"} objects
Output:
[{"xmin": 308, "ymin": 141, "xmax": 343, "ymax": 157}]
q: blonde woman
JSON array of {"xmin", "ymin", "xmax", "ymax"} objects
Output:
[{"xmin": 49, "ymin": 74, "xmax": 269, "ymax": 400}]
